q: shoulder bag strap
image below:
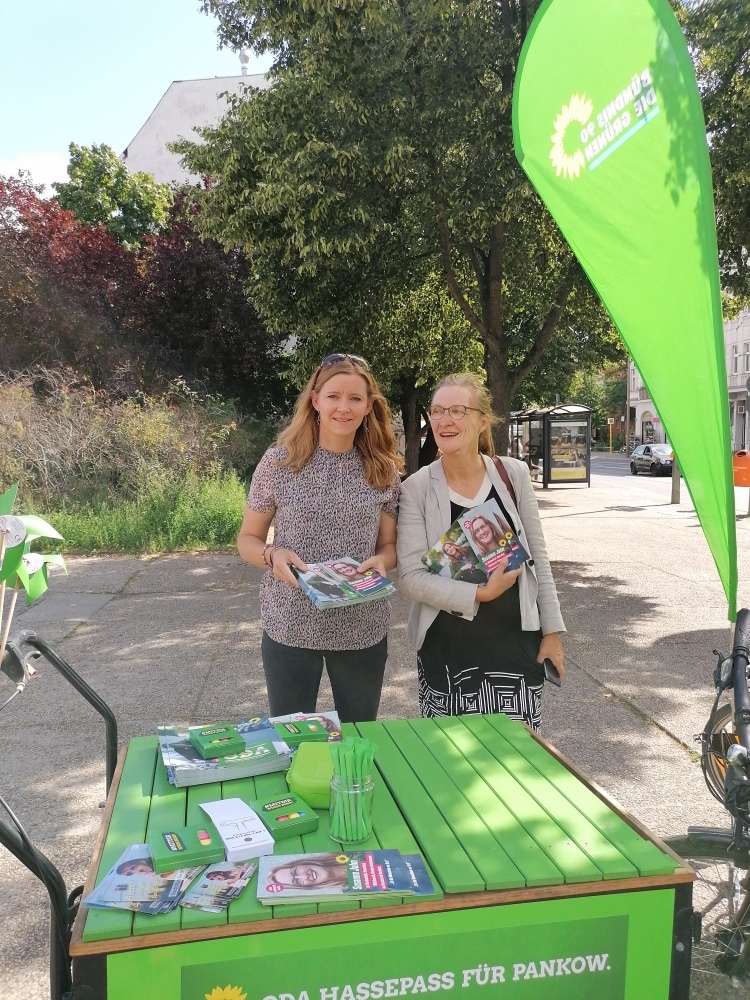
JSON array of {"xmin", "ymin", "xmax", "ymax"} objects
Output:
[{"xmin": 492, "ymin": 456, "xmax": 518, "ymax": 509}]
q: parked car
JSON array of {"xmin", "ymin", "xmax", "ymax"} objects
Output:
[{"xmin": 630, "ymin": 444, "xmax": 674, "ymax": 476}]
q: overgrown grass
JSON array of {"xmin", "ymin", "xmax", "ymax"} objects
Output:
[{"xmin": 34, "ymin": 471, "xmax": 247, "ymax": 553}]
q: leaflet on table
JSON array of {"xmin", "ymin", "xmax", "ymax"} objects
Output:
[
  {"xmin": 460, "ymin": 499, "xmax": 530, "ymax": 573},
  {"xmin": 269, "ymin": 710, "xmax": 342, "ymax": 742},
  {"xmin": 82, "ymin": 844, "xmax": 203, "ymax": 914},
  {"xmin": 199, "ymin": 797, "xmax": 275, "ymax": 862},
  {"xmin": 293, "ymin": 557, "xmax": 396, "ymax": 610},
  {"xmin": 256, "ymin": 850, "xmax": 434, "ymax": 904},
  {"xmin": 157, "ymin": 718, "xmax": 292, "ymax": 787},
  {"xmin": 421, "ymin": 521, "xmax": 488, "ymax": 584},
  {"xmin": 180, "ymin": 861, "xmax": 257, "ymax": 913}
]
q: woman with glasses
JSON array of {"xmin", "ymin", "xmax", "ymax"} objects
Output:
[
  {"xmin": 238, "ymin": 355, "xmax": 401, "ymax": 722},
  {"xmin": 397, "ymin": 372, "xmax": 565, "ymax": 729}
]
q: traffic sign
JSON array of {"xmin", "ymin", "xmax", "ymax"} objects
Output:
[{"xmin": 607, "ymin": 417, "xmax": 614, "ymax": 424}]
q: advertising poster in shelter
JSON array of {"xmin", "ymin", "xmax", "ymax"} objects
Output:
[{"xmin": 549, "ymin": 421, "xmax": 588, "ymax": 481}]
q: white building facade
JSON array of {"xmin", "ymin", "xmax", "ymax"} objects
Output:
[
  {"xmin": 121, "ymin": 73, "xmax": 269, "ymax": 186},
  {"xmin": 627, "ymin": 306, "xmax": 750, "ymax": 452}
]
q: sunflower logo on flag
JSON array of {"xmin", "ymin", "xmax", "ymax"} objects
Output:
[
  {"xmin": 549, "ymin": 94, "xmax": 593, "ymax": 179},
  {"xmin": 205, "ymin": 987, "xmax": 247, "ymax": 1000}
]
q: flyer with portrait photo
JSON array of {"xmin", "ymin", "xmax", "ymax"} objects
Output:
[
  {"xmin": 460, "ymin": 499, "xmax": 530, "ymax": 574},
  {"xmin": 256, "ymin": 850, "xmax": 434, "ymax": 904},
  {"xmin": 180, "ymin": 861, "xmax": 257, "ymax": 913},
  {"xmin": 83, "ymin": 844, "xmax": 203, "ymax": 914},
  {"xmin": 294, "ymin": 557, "xmax": 396, "ymax": 610},
  {"xmin": 421, "ymin": 522, "xmax": 488, "ymax": 584}
]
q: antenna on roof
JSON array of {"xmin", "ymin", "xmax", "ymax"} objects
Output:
[{"xmin": 239, "ymin": 48, "xmax": 250, "ymax": 76}]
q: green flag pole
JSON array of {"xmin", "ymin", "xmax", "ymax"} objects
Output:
[{"xmin": 513, "ymin": 0, "xmax": 736, "ymax": 619}]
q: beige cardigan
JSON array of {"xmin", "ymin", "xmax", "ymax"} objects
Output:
[{"xmin": 396, "ymin": 455, "xmax": 566, "ymax": 650}]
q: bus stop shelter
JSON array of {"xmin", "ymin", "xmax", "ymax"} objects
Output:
[{"xmin": 509, "ymin": 404, "xmax": 592, "ymax": 488}]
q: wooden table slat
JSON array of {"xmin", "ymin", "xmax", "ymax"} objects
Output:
[
  {"xmin": 225, "ymin": 774, "xmax": 271, "ymax": 924},
  {"xmin": 82, "ymin": 736, "xmax": 158, "ymax": 943},
  {"xmin": 357, "ymin": 721, "xmax": 484, "ymax": 893},
  {"xmin": 366, "ymin": 760, "xmax": 443, "ymax": 904},
  {"xmin": 484, "ymin": 714, "xmax": 678, "ymax": 876},
  {"xmin": 458, "ymin": 715, "xmax": 640, "ymax": 880},
  {"xmin": 177, "ymin": 782, "xmax": 228, "ymax": 930},
  {"xmin": 132, "ymin": 757, "xmax": 187, "ymax": 936},
  {"xmin": 436, "ymin": 717, "xmax": 602, "ymax": 884},
  {"xmin": 408, "ymin": 719, "xmax": 562, "ymax": 888},
  {"xmin": 384, "ymin": 720, "xmax": 527, "ymax": 890}
]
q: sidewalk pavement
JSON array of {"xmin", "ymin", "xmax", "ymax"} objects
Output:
[{"xmin": 2, "ymin": 463, "xmax": 749, "ymax": 998}]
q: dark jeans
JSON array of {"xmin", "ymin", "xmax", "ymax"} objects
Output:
[{"xmin": 261, "ymin": 632, "xmax": 387, "ymax": 723}]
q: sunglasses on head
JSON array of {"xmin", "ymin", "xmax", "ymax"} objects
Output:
[{"xmin": 319, "ymin": 353, "xmax": 371, "ymax": 371}]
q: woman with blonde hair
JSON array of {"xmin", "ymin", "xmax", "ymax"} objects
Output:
[
  {"xmin": 238, "ymin": 354, "xmax": 401, "ymax": 722},
  {"xmin": 397, "ymin": 372, "xmax": 564, "ymax": 730}
]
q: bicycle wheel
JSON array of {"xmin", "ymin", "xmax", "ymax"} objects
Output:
[
  {"xmin": 676, "ymin": 855, "xmax": 750, "ymax": 996},
  {"xmin": 704, "ymin": 701, "xmax": 738, "ymax": 799}
]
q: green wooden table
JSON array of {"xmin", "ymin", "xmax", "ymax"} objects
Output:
[{"xmin": 70, "ymin": 715, "xmax": 693, "ymax": 1000}]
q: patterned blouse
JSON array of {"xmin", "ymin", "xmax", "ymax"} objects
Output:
[{"xmin": 247, "ymin": 445, "xmax": 400, "ymax": 651}]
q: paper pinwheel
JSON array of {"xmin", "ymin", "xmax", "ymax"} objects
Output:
[{"xmin": 0, "ymin": 483, "xmax": 67, "ymax": 663}]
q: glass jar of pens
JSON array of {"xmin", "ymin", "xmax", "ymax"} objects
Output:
[{"xmin": 329, "ymin": 737, "xmax": 377, "ymax": 845}]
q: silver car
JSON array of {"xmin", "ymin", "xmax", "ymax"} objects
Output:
[{"xmin": 630, "ymin": 444, "xmax": 674, "ymax": 476}]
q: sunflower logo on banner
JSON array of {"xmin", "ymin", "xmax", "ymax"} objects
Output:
[
  {"xmin": 549, "ymin": 94, "xmax": 593, "ymax": 179},
  {"xmin": 204, "ymin": 987, "xmax": 247, "ymax": 1000}
]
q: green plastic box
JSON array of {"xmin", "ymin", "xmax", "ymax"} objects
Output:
[
  {"xmin": 189, "ymin": 723, "xmax": 245, "ymax": 759},
  {"xmin": 252, "ymin": 792, "xmax": 319, "ymax": 839},
  {"xmin": 146, "ymin": 823, "xmax": 224, "ymax": 873},
  {"xmin": 285, "ymin": 741, "xmax": 334, "ymax": 809}
]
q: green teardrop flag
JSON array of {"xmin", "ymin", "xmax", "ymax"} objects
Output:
[{"xmin": 513, "ymin": 0, "xmax": 736, "ymax": 618}]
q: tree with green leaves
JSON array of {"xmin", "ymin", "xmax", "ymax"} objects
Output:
[
  {"xmin": 174, "ymin": 0, "xmax": 620, "ymax": 451},
  {"xmin": 286, "ymin": 271, "xmax": 485, "ymax": 473},
  {"xmin": 53, "ymin": 143, "xmax": 173, "ymax": 246},
  {"xmin": 678, "ymin": 0, "xmax": 750, "ymax": 303}
]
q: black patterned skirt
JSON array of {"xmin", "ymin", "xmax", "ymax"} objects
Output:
[{"xmin": 417, "ymin": 583, "xmax": 544, "ymax": 731}]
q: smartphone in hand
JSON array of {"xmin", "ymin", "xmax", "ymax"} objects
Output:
[{"xmin": 542, "ymin": 658, "xmax": 562, "ymax": 687}]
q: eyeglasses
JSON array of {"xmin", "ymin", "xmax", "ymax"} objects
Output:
[
  {"xmin": 319, "ymin": 353, "xmax": 370, "ymax": 371},
  {"xmin": 429, "ymin": 405, "xmax": 483, "ymax": 421}
]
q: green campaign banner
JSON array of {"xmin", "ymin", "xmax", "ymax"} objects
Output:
[
  {"xmin": 106, "ymin": 891, "xmax": 675, "ymax": 1000},
  {"xmin": 513, "ymin": 0, "xmax": 737, "ymax": 618}
]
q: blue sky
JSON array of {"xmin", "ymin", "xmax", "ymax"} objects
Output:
[{"xmin": 0, "ymin": 0, "xmax": 271, "ymax": 190}]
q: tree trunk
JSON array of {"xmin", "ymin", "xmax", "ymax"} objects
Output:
[
  {"xmin": 419, "ymin": 421, "xmax": 438, "ymax": 467},
  {"xmin": 484, "ymin": 344, "xmax": 514, "ymax": 455},
  {"xmin": 401, "ymin": 373, "xmax": 421, "ymax": 478}
]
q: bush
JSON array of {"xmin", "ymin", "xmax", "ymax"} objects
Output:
[
  {"xmin": 0, "ymin": 369, "xmax": 276, "ymax": 506},
  {"xmin": 41, "ymin": 471, "xmax": 247, "ymax": 553},
  {"xmin": 0, "ymin": 369, "xmax": 278, "ymax": 552}
]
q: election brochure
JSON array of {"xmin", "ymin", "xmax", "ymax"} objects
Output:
[
  {"xmin": 256, "ymin": 850, "xmax": 434, "ymax": 904},
  {"xmin": 157, "ymin": 717, "xmax": 292, "ymax": 787},
  {"xmin": 421, "ymin": 521, "xmax": 488, "ymax": 584},
  {"xmin": 82, "ymin": 844, "xmax": 203, "ymax": 915},
  {"xmin": 460, "ymin": 499, "xmax": 530, "ymax": 573},
  {"xmin": 180, "ymin": 861, "xmax": 257, "ymax": 913},
  {"xmin": 199, "ymin": 798, "xmax": 275, "ymax": 862},
  {"xmin": 293, "ymin": 557, "xmax": 396, "ymax": 610}
]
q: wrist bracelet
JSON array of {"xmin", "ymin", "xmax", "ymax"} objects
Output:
[
  {"xmin": 268, "ymin": 547, "xmax": 277, "ymax": 568},
  {"xmin": 262, "ymin": 543, "xmax": 275, "ymax": 567}
]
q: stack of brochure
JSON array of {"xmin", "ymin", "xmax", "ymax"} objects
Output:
[
  {"xmin": 83, "ymin": 844, "xmax": 204, "ymax": 915},
  {"xmin": 180, "ymin": 861, "xmax": 257, "ymax": 913},
  {"xmin": 422, "ymin": 498, "xmax": 530, "ymax": 581},
  {"xmin": 293, "ymin": 557, "xmax": 396, "ymax": 610},
  {"xmin": 256, "ymin": 849, "xmax": 434, "ymax": 904},
  {"xmin": 158, "ymin": 717, "xmax": 293, "ymax": 788}
]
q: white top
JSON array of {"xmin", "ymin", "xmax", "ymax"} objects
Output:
[{"xmin": 448, "ymin": 472, "xmax": 492, "ymax": 508}]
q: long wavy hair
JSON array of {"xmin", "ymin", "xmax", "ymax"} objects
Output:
[
  {"xmin": 431, "ymin": 372, "xmax": 500, "ymax": 457},
  {"xmin": 276, "ymin": 358, "xmax": 402, "ymax": 489},
  {"xmin": 268, "ymin": 854, "xmax": 350, "ymax": 890},
  {"xmin": 469, "ymin": 515, "xmax": 505, "ymax": 555}
]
